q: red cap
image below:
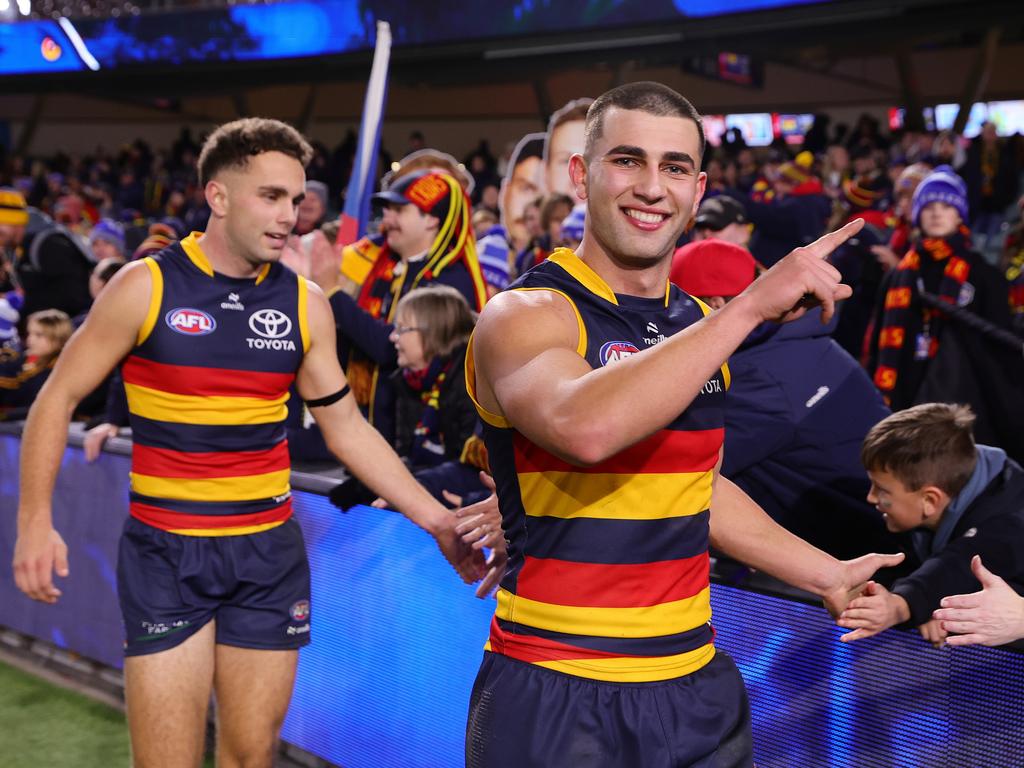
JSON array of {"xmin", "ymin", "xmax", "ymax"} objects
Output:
[{"xmin": 670, "ymin": 238, "xmax": 757, "ymax": 298}]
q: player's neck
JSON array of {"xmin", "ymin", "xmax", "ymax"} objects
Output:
[
  {"xmin": 575, "ymin": 235, "xmax": 671, "ymax": 299},
  {"xmin": 196, "ymin": 228, "xmax": 267, "ymax": 279}
]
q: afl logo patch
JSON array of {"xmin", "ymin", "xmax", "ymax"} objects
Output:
[
  {"xmin": 249, "ymin": 308, "xmax": 292, "ymax": 339},
  {"xmin": 599, "ymin": 340, "xmax": 640, "ymax": 366},
  {"xmin": 165, "ymin": 308, "xmax": 216, "ymax": 336},
  {"xmin": 290, "ymin": 600, "xmax": 310, "ymax": 621}
]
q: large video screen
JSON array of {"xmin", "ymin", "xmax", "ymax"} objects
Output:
[{"xmin": 1, "ymin": 0, "xmax": 838, "ymax": 76}]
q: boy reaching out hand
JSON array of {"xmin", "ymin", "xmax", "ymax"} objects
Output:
[{"xmin": 838, "ymin": 403, "xmax": 1024, "ymax": 645}]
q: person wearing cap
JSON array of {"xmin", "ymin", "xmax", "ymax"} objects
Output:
[
  {"xmin": 88, "ymin": 218, "xmax": 127, "ymax": 262},
  {"xmin": 866, "ymin": 165, "xmax": 1023, "ymax": 462},
  {"xmin": 672, "ymin": 238, "xmax": 895, "ymax": 559},
  {"xmin": 690, "ymin": 195, "xmax": 752, "ymax": 249},
  {"xmin": 1, "ymin": 187, "xmax": 94, "ymax": 324},
  {"xmin": 314, "ymin": 170, "xmax": 487, "ymax": 445},
  {"xmin": 0, "ymin": 188, "xmax": 27, "ymax": 293},
  {"xmin": 744, "ymin": 151, "xmax": 830, "ymax": 268},
  {"xmin": 332, "ymin": 148, "xmax": 475, "ymax": 297}
]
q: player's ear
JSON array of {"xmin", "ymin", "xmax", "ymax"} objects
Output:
[
  {"xmin": 691, "ymin": 171, "xmax": 708, "ymax": 219},
  {"xmin": 206, "ymin": 180, "xmax": 228, "ymax": 217},
  {"xmin": 568, "ymin": 153, "xmax": 588, "ymax": 202}
]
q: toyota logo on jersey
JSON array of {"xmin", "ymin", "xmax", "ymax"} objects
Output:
[
  {"xmin": 248, "ymin": 309, "xmax": 292, "ymax": 339},
  {"xmin": 599, "ymin": 341, "xmax": 640, "ymax": 366},
  {"xmin": 165, "ymin": 308, "xmax": 216, "ymax": 336}
]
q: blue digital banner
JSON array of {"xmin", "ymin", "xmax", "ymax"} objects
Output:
[
  {"xmin": 2, "ymin": 429, "xmax": 1022, "ymax": 767},
  {"xmin": 0, "ymin": 20, "xmax": 86, "ymax": 75},
  {"xmin": 1, "ymin": 0, "xmax": 838, "ymax": 75}
]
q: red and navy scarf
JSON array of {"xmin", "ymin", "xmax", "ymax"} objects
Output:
[
  {"xmin": 873, "ymin": 226, "xmax": 973, "ymax": 406},
  {"xmin": 402, "ymin": 356, "xmax": 454, "ymax": 468},
  {"xmin": 1005, "ymin": 229, "xmax": 1024, "ymax": 330}
]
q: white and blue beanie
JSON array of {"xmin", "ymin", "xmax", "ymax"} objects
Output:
[{"xmin": 911, "ymin": 165, "xmax": 968, "ymax": 227}]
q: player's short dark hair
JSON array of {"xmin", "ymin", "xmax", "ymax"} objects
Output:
[
  {"xmin": 861, "ymin": 403, "xmax": 978, "ymax": 496},
  {"xmin": 198, "ymin": 118, "xmax": 313, "ymax": 186},
  {"xmin": 584, "ymin": 82, "xmax": 705, "ymax": 160}
]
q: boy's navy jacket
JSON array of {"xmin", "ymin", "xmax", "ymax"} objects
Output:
[{"xmin": 721, "ymin": 308, "xmax": 896, "ymax": 559}]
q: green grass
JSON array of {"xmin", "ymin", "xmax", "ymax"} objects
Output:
[
  {"xmin": 0, "ymin": 659, "xmax": 131, "ymax": 767},
  {"xmin": 0, "ymin": 659, "xmax": 215, "ymax": 767}
]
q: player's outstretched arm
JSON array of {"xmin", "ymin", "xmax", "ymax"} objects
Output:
[
  {"xmin": 13, "ymin": 261, "xmax": 153, "ymax": 604},
  {"xmin": 709, "ymin": 469, "xmax": 904, "ymax": 618},
  {"xmin": 472, "ymin": 220, "xmax": 864, "ymax": 465},
  {"xmin": 933, "ymin": 556, "xmax": 1024, "ymax": 647},
  {"xmin": 297, "ymin": 282, "xmax": 485, "ymax": 584}
]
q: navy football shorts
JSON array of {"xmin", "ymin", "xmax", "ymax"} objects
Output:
[
  {"xmin": 466, "ymin": 649, "xmax": 753, "ymax": 768},
  {"xmin": 117, "ymin": 516, "xmax": 311, "ymax": 657}
]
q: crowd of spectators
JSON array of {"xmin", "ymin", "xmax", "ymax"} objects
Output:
[{"xmin": 2, "ymin": 103, "xmax": 1024, "ymax": 645}]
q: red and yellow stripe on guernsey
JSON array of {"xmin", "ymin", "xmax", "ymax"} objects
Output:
[
  {"xmin": 123, "ymin": 356, "xmax": 293, "ymax": 424},
  {"xmin": 130, "ymin": 500, "xmax": 291, "ymax": 536},
  {"xmin": 494, "ymin": 427, "xmax": 720, "ymax": 682},
  {"xmin": 123, "ymin": 354, "xmax": 296, "ymax": 535},
  {"xmin": 514, "ymin": 428, "xmax": 719, "ymax": 520}
]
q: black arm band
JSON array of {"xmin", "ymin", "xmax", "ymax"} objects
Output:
[{"xmin": 305, "ymin": 385, "xmax": 351, "ymax": 408}]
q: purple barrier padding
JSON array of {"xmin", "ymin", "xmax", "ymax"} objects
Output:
[{"xmin": 1, "ymin": 433, "xmax": 127, "ymax": 668}]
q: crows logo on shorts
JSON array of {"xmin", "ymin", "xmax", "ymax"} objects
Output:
[
  {"xmin": 599, "ymin": 340, "xmax": 640, "ymax": 366},
  {"xmin": 290, "ymin": 600, "xmax": 310, "ymax": 621}
]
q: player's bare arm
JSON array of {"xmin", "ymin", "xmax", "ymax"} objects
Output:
[
  {"xmin": 472, "ymin": 219, "xmax": 862, "ymax": 466},
  {"xmin": 296, "ymin": 281, "xmax": 484, "ymax": 583},
  {"xmin": 708, "ymin": 449, "xmax": 904, "ymax": 617},
  {"xmin": 13, "ymin": 261, "xmax": 153, "ymax": 603}
]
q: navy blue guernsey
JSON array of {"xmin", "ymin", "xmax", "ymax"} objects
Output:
[
  {"xmin": 466, "ymin": 248, "xmax": 730, "ymax": 683},
  {"xmin": 122, "ymin": 233, "xmax": 309, "ymax": 536}
]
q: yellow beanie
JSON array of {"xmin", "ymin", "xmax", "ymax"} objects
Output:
[{"xmin": 0, "ymin": 188, "xmax": 28, "ymax": 227}]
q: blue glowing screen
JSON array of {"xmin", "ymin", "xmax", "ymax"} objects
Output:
[{"xmin": 1, "ymin": 0, "xmax": 837, "ymax": 75}]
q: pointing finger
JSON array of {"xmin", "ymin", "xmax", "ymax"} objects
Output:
[{"xmin": 804, "ymin": 218, "xmax": 865, "ymax": 261}]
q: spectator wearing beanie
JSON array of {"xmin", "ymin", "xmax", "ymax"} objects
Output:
[
  {"xmin": 0, "ymin": 188, "xmax": 30, "ymax": 292},
  {"xmin": 296, "ymin": 180, "xmax": 329, "ymax": 236},
  {"xmin": 558, "ymin": 203, "xmax": 586, "ymax": 251},
  {"xmin": 744, "ymin": 151, "xmax": 831, "ymax": 268},
  {"xmin": 88, "ymin": 218, "xmax": 126, "ymax": 262},
  {"xmin": 672, "ymin": 238, "xmax": 897, "ymax": 559},
  {"xmin": 866, "ymin": 165, "xmax": 1024, "ymax": 462},
  {"xmin": 3, "ymin": 187, "xmax": 94, "ymax": 324}
]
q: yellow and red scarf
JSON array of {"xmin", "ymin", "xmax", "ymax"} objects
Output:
[{"xmin": 874, "ymin": 226, "xmax": 973, "ymax": 406}]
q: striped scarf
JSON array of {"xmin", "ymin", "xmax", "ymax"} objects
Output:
[
  {"xmin": 1005, "ymin": 229, "xmax": 1024, "ymax": 333},
  {"xmin": 401, "ymin": 355, "xmax": 453, "ymax": 468},
  {"xmin": 347, "ymin": 175, "xmax": 487, "ymax": 410},
  {"xmin": 873, "ymin": 226, "xmax": 973, "ymax": 407}
]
